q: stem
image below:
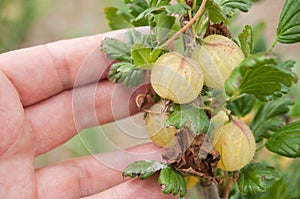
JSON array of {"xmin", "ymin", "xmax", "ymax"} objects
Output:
[
  {"xmin": 198, "ymin": 182, "xmax": 220, "ymax": 199},
  {"xmin": 222, "ymin": 172, "xmax": 232, "ymax": 199},
  {"xmin": 212, "ymin": 92, "xmax": 243, "ymax": 115},
  {"xmin": 256, "ymin": 140, "xmax": 265, "ymax": 152},
  {"xmin": 198, "ymin": 106, "xmax": 213, "ymax": 111},
  {"xmin": 162, "ymin": 0, "xmax": 207, "ymax": 47},
  {"xmin": 196, "ymin": 17, "xmax": 209, "ymax": 37},
  {"xmin": 269, "ymin": 38, "xmax": 278, "ymax": 51},
  {"xmin": 227, "ymin": 92, "xmax": 244, "ymax": 103},
  {"xmin": 145, "ymin": 70, "xmax": 151, "ymax": 85}
]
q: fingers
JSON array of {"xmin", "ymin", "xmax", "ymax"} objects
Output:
[
  {"xmin": 36, "ymin": 143, "xmax": 167, "ymax": 198},
  {"xmin": 0, "ymin": 71, "xmax": 25, "ymax": 155},
  {"xmin": 0, "ymin": 27, "xmax": 149, "ymax": 106},
  {"xmin": 0, "ymin": 71, "xmax": 36, "ymax": 198},
  {"xmin": 0, "ymin": 34, "xmax": 102, "ymax": 107},
  {"xmin": 25, "ymin": 79, "xmax": 146, "ymax": 156},
  {"xmin": 83, "ymin": 175, "xmax": 177, "ymax": 199}
]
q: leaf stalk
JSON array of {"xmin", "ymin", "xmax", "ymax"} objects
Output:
[{"xmin": 269, "ymin": 38, "xmax": 278, "ymax": 51}]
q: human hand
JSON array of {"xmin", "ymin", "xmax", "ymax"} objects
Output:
[{"xmin": 0, "ymin": 28, "xmax": 177, "ymax": 199}]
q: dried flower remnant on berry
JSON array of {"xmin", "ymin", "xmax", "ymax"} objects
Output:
[{"xmin": 163, "ymin": 127, "xmax": 221, "ymax": 184}]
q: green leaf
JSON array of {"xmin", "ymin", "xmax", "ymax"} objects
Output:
[
  {"xmin": 243, "ymin": 160, "xmax": 300, "ymax": 199},
  {"xmin": 259, "ymin": 178, "xmax": 290, "ymax": 199},
  {"xmin": 108, "ymin": 62, "xmax": 133, "ymax": 82},
  {"xmin": 276, "ymin": 59, "xmax": 298, "ymax": 79},
  {"xmin": 104, "ymin": 7, "xmax": 133, "ymax": 30},
  {"xmin": 150, "ymin": 0, "xmax": 171, "ymax": 7},
  {"xmin": 158, "ymin": 166, "xmax": 187, "ymax": 197},
  {"xmin": 166, "ymin": 104, "xmax": 209, "ymax": 134},
  {"xmin": 206, "ymin": 0, "xmax": 229, "ymax": 24},
  {"xmin": 125, "ymin": 0, "xmax": 149, "ymax": 26},
  {"xmin": 238, "ymin": 163, "xmax": 280, "ymax": 195},
  {"xmin": 101, "ymin": 37, "xmax": 131, "ymax": 62},
  {"xmin": 252, "ymin": 22, "xmax": 267, "ymax": 53},
  {"xmin": 265, "ymin": 121, "xmax": 300, "ymax": 158},
  {"xmin": 101, "ymin": 29, "xmax": 153, "ymax": 88},
  {"xmin": 276, "ymin": 0, "xmax": 300, "ymax": 44},
  {"xmin": 216, "ymin": 0, "xmax": 252, "ymax": 18},
  {"xmin": 250, "ymin": 98, "xmax": 293, "ymax": 142},
  {"xmin": 122, "ymin": 69, "xmax": 144, "ymax": 88},
  {"xmin": 283, "ymin": 159, "xmax": 300, "ymax": 198},
  {"xmin": 225, "ymin": 53, "xmax": 294, "ymax": 99},
  {"xmin": 150, "ymin": 47, "xmax": 167, "ymax": 63},
  {"xmin": 134, "ymin": 3, "xmax": 189, "ymax": 23},
  {"xmin": 239, "ymin": 52, "xmax": 278, "ymax": 75},
  {"xmin": 238, "ymin": 25, "xmax": 253, "ymax": 56},
  {"xmin": 131, "ymin": 17, "xmax": 150, "ymax": 27},
  {"xmin": 226, "ymin": 94, "xmax": 256, "ymax": 117},
  {"xmin": 239, "ymin": 65, "xmax": 294, "ymax": 98},
  {"xmin": 123, "ymin": 160, "xmax": 167, "ymax": 180},
  {"xmin": 108, "ymin": 62, "xmax": 144, "ymax": 88},
  {"xmin": 131, "ymin": 43, "xmax": 152, "ymax": 67},
  {"xmin": 225, "ymin": 67, "xmax": 242, "ymax": 96},
  {"xmin": 125, "ymin": 0, "xmax": 149, "ymax": 17},
  {"xmin": 152, "ymin": 12, "xmax": 176, "ymax": 45},
  {"xmin": 131, "ymin": 45, "xmax": 166, "ymax": 68},
  {"xmin": 125, "ymin": 28, "xmax": 152, "ymax": 47},
  {"xmin": 133, "ymin": 7, "xmax": 165, "ymax": 23},
  {"xmin": 237, "ymin": 52, "xmax": 297, "ymax": 100},
  {"xmin": 176, "ymin": 0, "xmax": 186, "ymax": 4},
  {"xmin": 165, "ymin": 3, "xmax": 190, "ymax": 15}
]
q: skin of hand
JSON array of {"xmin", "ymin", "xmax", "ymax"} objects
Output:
[{"xmin": 0, "ymin": 28, "xmax": 177, "ymax": 199}]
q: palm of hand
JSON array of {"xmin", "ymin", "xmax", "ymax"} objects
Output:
[{"xmin": 0, "ymin": 28, "xmax": 176, "ymax": 199}]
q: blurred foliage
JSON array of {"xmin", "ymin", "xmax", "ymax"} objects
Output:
[
  {"xmin": 0, "ymin": 0, "xmax": 42, "ymax": 53},
  {"xmin": 184, "ymin": 154, "xmax": 300, "ymax": 199},
  {"xmin": 231, "ymin": 158, "xmax": 300, "ymax": 199}
]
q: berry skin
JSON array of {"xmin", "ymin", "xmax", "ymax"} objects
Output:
[
  {"xmin": 145, "ymin": 102, "xmax": 178, "ymax": 147},
  {"xmin": 211, "ymin": 119, "xmax": 256, "ymax": 171},
  {"xmin": 151, "ymin": 52, "xmax": 204, "ymax": 104},
  {"xmin": 192, "ymin": 35, "xmax": 244, "ymax": 88}
]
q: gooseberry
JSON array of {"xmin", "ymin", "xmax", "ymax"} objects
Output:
[
  {"xmin": 145, "ymin": 102, "xmax": 178, "ymax": 147},
  {"xmin": 211, "ymin": 119, "xmax": 256, "ymax": 171},
  {"xmin": 151, "ymin": 52, "xmax": 204, "ymax": 104},
  {"xmin": 192, "ymin": 35, "xmax": 244, "ymax": 88},
  {"xmin": 185, "ymin": 176, "xmax": 200, "ymax": 190}
]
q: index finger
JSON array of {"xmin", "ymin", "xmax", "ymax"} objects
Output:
[{"xmin": 0, "ymin": 27, "xmax": 148, "ymax": 106}]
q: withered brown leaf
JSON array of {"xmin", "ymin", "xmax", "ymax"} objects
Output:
[
  {"xmin": 163, "ymin": 127, "xmax": 221, "ymax": 184},
  {"xmin": 204, "ymin": 22, "xmax": 232, "ymax": 38}
]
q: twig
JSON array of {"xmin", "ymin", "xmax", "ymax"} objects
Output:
[
  {"xmin": 162, "ymin": 0, "xmax": 207, "ymax": 47},
  {"xmin": 222, "ymin": 172, "xmax": 232, "ymax": 199},
  {"xmin": 198, "ymin": 182, "xmax": 220, "ymax": 199}
]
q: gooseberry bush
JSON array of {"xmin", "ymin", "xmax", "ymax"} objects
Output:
[{"xmin": 101, "ymin": 0, "xmax": 300, "ymax": 198}]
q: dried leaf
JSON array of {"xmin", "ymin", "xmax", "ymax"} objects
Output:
[
  {"xmin": 204, "ymin": 22, "xmax": 232, "ymax": 38},
  {"xmin": 162, "ymin": 127, "xmax": 196, "ymax": 163},
  {"xmin": 163, "ymin": 127, "xmax": 221, "ymax": 184}
]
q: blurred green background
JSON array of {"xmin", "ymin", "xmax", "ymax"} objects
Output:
[
  {"xmin": 0, "ymin": 0, "xmax": 299, "ymax": 198},
  {"xmin": 0, "ymin": 0, "xmax": 123, "ymax": 52}
]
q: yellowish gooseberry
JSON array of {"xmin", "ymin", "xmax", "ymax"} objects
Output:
[
  {"xmin": 211, "ymin": 119, "xmax": 256, "ymax": 171},
  {"xmin": 151, "ymin": 52, "xmax": 204, "ymax": 104},
  {"xmin": 192, "ymin": 35, "xmax": 244, "ymax": 88}
]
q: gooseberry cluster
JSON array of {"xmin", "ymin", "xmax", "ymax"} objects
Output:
[
  {"xmin": 146, "ymin": 34, "xmax": 256, "ymax": 171},
  {"xmin": 103, "ymin": 0, "xmax": 300, "ymax": 197}
]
